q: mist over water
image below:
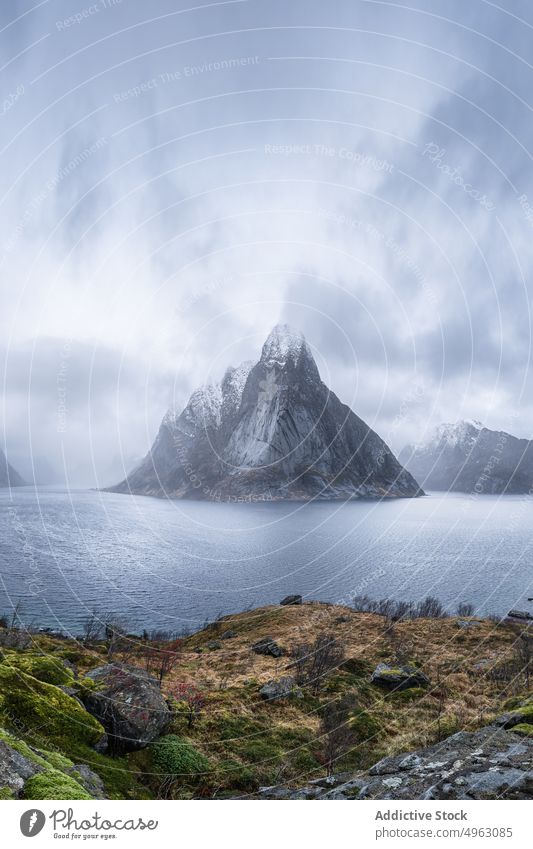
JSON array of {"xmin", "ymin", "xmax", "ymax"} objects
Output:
[{"xmin": 1, "ymin": 488, "xmax": 531, "ymax": 634}]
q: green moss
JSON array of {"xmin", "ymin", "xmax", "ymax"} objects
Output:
[
  {"xmin": 23, "ymin": 770, "xmax": 92, "ymax": 800},
  {"xmin": 510, "ymin": 705, "xmax": 533, "ymax": 722},
  {"xmin": 2, "ymin": 654, "xmax": 74, "ymax": 686},
  {"xmin": 511, "ymin": 723, "xmax": 533, "ymax": 737},
  {"xmin": 215, "ymin": 759, "xmax": 257, "ymax": 791},
  {"xmin": 350, "ymin": 709, "xmax": 382, "ymax": 741},
  {"xmin": 36, "ymin": 749, "xmax": 74, "ymax": 771},
  {"xmin": 340, "ymin": 658, "xmax": 373, "ymax": 677},
  {"xmin": 0, "ymin": 787, "xmax": 15, "ymax": 799},
  {"xmin": 344, "ymin": 785, "xmax": 361, "ymax": 798},
  {"xmin": 387, "ymin": 687, "xmax": 426, "ymax": 703},
  {"xmin": 0, "ymin": 666, "xmax": 104, "ymax": 748},
  {"xmin": 152, "ymin": 735, "xmax": 210, "ymax": 777},
  {"xmin": 217, "ymin": 713, "xmax": 262, "ymax": 741},
  {"xmin": 230, "ymin": 735, "xmax": 281, "ymax": 764}
]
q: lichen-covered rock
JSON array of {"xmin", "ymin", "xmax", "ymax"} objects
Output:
[
  {"xmin": 220, "ymin": 630, "xmax": 237, "ymax": 640},
  {"xmin": 256, "ymin": 725, "xmax": 533, "ymax": 800},
  {"xmin": 0, "ymin": 732, "xmax": 106, "ymax": 800},
  {"xmin": 3, "ymin": 654, "xmax": 75, "ymax": 686},
  {"xmin": 259, "ymin": 677, "xmax": 303, "ymax": 701},
  {"xmin": 494, "ymin": 703, "xmax": 533, "ymax": 730},
  {"xmin": 370, "ymin": 662, "xmax": 430, "ymax": 691},
  {"xmin": 251, "ymin": 637, "xmax": 284, "ymax": 658},
  {"xmin": 0, "ymin": 666, "xmax": 105, "ymax": 749},
  {"xmin": 83, "ymin": 663, "xmax": 172, "ymax": 752},
  {"xmin": 67, "ymin": 764, "xmax": 106, "ymax": 798},
  {"xmin": 0, "ymin": 739, "xmax": 42, "ymax": 797}
]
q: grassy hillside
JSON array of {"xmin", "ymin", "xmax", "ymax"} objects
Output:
[{"xmin": 0, "ymin": 601, "xmax": 531, "ymax": 799}]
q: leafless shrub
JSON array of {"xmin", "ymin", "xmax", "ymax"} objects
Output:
[
  {"xmin": 320, "ymin": 694, "xmax": 357, "ymax": 775},
  {"xmin": 415, "ymin": 596, "xmax": 448, "ymax": 619},
  {"xmin": 140, "ymin": 639, "xmax": 183, "ymax": 687},
  {"xmin": 351, "ymin": 594, "xmax": 450, "ymax": 621},
  {"xmin": 389, "ymin": 633, "xmax": 416, "ymax": 666},
  {"xmin": 81, "ymin": 609, "xmax": 104, "ymax": 643},
  {"xmin": 515, "ymin": 633, "xmax": 533, "ymax": 689},
  {"xmin": 290, "ymin": 633, "xmax": 345, "ymax": 694},
  {"xmin": 456, "ymin": 602, "xmax": 475, "ymax": 617},
  {"xmin": 102, "ymin": 615, "xmax": 134, "ymax": 659}
]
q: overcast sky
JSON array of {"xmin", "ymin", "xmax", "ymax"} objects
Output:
[{"xmin": 1, "ymin": 0, "xmax": 533, "ymax": 485}]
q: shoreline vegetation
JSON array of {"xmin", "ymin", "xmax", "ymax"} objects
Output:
[{"xmin": 0, "ymin": 596, "xmax": 531, "ymax": 800}]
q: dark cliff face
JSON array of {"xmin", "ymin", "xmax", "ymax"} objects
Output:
[
  {"xmin": 0, "ymin": 450, "xmax": 25, "ymax": 488},
  {"xmin": 110, "ymin": 325, "xmax": 422, "ymax": 501},
  {"xmin": 400, "ymin": 420, "xmax": 533, "ymax": 494}
]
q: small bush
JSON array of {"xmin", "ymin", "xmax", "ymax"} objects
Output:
[{"xmin": 152, "ymin": 735, "xmax": 209, "ymax": 778}]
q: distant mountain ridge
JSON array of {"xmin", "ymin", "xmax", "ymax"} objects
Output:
[
  {"xmin": 0, "ymin": 449, "xmax": 25, "ymax": 487},
  {"xmin": 109, "ymin": 324, "xmax": 422, "ymax": 502},
  {"xmin": 400, "ymin": 420, "xmax": 533, "ymax": 494}
]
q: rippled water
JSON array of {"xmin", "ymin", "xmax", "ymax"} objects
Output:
[{"xmin": 0, "ymin": 487, "xmax": 531, "ymax": 634}]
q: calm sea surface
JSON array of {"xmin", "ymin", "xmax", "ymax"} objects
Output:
[{"xmin": 0, "ymin": 487, "xmax": 531, "ymax": 634}]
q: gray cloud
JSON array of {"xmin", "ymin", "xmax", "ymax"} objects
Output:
[{"xmin": 1, "ymin": 0, "xmax": 533, "ymax": 483}]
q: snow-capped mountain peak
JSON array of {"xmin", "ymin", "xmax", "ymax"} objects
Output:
[
  {"xmin": 110, "ymin": 325, "xmax": 421, "ymax": 501},
  {"xmin": 260, "ymin": 324, "xmax": 311, "ymax": 368},
  {"xmin": 433, "ymin": 419, "xmax": 483, "ymax": 448}
]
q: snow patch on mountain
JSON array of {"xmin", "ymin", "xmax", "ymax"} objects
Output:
[
  {"xmin": 432, "ymin": 420, "xmax": 483, "ymax": 448},
  {"xmin": 260, "ymin": 324, "xmax": 310, "ymax": 367}
]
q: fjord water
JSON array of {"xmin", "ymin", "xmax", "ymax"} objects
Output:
[{"xmin": 0, "ymin": 487, "xmax": 531, "ymax": 634}]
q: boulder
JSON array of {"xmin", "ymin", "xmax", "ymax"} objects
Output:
[
  {"xmin": 371, "ymin": 662, "xmax": 430, "ymax": 691},
  {"xmin": 207, "ymin": 640, "xmax": 222, "ymax": 650},
  {"xmin": 280, "ymin": 595, "xmax": 303, "ymax": 606},
  {"xmin": 494, "ymin": 705, "xmax": 533, "ymax": 730},
  {"xmin": 220, "ymin": 630, "xmax": 237, "ymax": 640},
  {"xmin": 83, "ymin": 663, "xmax": 171, "ymax": 752},
  {"xmin": 67, "ymin": 764, "xmax": 106, "ymax": 799},
  {"xmin": 507, "ymin": 609, "xmax": 533, "ymax": 621},
  {"xmin": 251, "ymin": 637, "xmax": 284, "ymax": 658},
  {"xmin": 0, "ymin": 740, "xmax": 42, "ymax": 798},
  {"xmin": 259, "ymin": 677, "xmax": 303, "ymax": 701}
]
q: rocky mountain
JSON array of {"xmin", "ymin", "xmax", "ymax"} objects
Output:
[
  {"xmin": 400, "ymin": 420, "xmax": 533, "ymax": 493},
  {"xmin": 110, "ymin": 324, "xmax": 422, "ymax": 501},
  {"xmin": 0, "ymin": 449, "xmax": 25, "ymax": 487}
]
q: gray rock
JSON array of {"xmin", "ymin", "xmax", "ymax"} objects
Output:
[
  {"xmin": 259, "ymin": 677, "xmax": 303, "ymax": 701},
  {"xmin": 251, "ymin": 637, "xmax": 284, "ymax": 658},
  {"xmin": 251, "ymin": 724, "xmax": 533, "ymax": 800},
  {"xmin": 280, "ymin": 595, "xmax": 303, "ymax": 606},
  {"xmin": 220, "ymin": 630, "xmax": 237, "ymax": 640},
  {"xmin": 371, "ymin": 662, "xmax": 430, "ymax": 691},
  {"xmin": 83, "ymin": 663, "xmax": 172, "ymax": 752},
  {"xmin": 207, "ymin": 640, "xmax": 222, "ymax": 650},
  {"xmin": 0, "ymin": 740, "xmax": 42, "ymax": 797},
  {"xmin": 507, "ymin": 609, "xmax": 533, "ymax": 621},
  {"xmin": 456, "ymin": 620, "xmax": 483, "ymax": 629},
  {"xmin": 493, "ymin": 710, "xmax": 531, "ymax": 729},
  {"xmin": 68, "ymin": 764, "xmax": 106, "ymax": 799}
]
